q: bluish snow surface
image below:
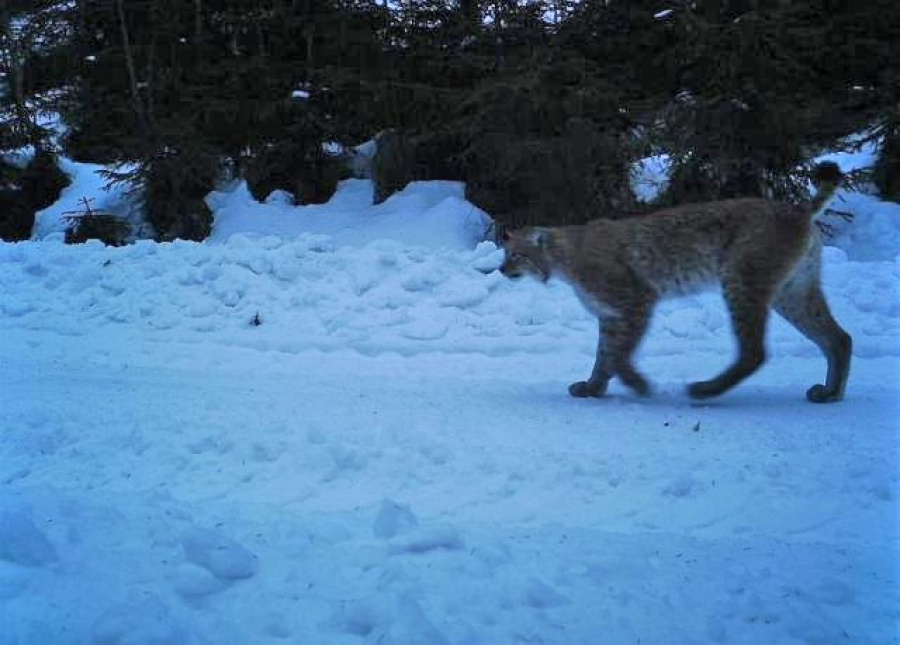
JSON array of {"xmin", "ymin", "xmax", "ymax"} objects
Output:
[{"xmin": 1, "ymin": 157, "xmax": 898, "ymax": 644}]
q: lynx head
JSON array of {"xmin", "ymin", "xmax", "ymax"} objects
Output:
[{"xmin": 500, "ymin": 227, "xmax": 555, "ymax": 282}]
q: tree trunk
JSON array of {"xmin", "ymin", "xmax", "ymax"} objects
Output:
[
  {"xmin": 298, "ymin": 0, "xmax": 314, "ymax": 81},
  {"xmin": 256, "ymin": 18, "xmax": 266, "ymax": 57},
  {"xmin": 115, "ymin": 0, "xmax": 144, "ymax": 132},
  {"xmin": 459, "ymin": 0, "xmax": 480, "ymax": 33},
  {"xmin": 194, "ymin": 0, "xmax": 203, "ymax": 39},
  {"xmin": 305, "ymin": 29, "xmax": 314, "ymax": 81},
  {"xmin": 492, "ymin": 1, "xmax": 504, "ymax": 69},
  {"xmin": 0, "ymin": 6, "xmax": 41, "ymax": 151}
]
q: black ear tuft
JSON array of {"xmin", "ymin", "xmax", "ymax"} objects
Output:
[{"xmin": 493, "ymin": 222, "xmax": 510, "ymax": 244}]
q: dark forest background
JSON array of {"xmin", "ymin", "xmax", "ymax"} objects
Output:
[{"xmin": 1, "ymin": 0, "xmax": 898, "ymax": 242}]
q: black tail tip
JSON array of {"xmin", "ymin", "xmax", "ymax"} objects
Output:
[{"xmin": 812, "ymin": 161, "xmax": 843, "ymax": 186}]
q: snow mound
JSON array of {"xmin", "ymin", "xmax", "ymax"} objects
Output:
[
  {"xmin": 820, "ymin": 190, "xmax": 900, "ymax": 261},
  {"xmin": 27, "ymin": 153, "xmax": 492, "ymax": 253},
  {"xmin": 207, "ymin": 179, "xmax": 492, "ymax": 251},
  {"xmin": 1, "ymin": 233, "xmax": 896, "ymax": 362},
  {"xmin": 180, "ymin": 527, "xmax": 258, "ymax": 581},
  {"xmin": 373, "ymin": 499, "xmax": 419, "ymax": 539}
]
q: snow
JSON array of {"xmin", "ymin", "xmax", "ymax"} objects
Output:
[
  {"xmin": 180, "ymin": 527, "xmax": 259, "ymax": 581},
  {"xmin": 1, "ymin": 154, "xmax": 898, "ymax": 644},
  {"xmin": 350, "ymin": 139, "xmax": 378, "ymax": 178},
  {"xmin": 207, "ymin": 178, "xmax": 492, "ymax": 251},
  {"xmin": 631, "ymin": 153, "xmax": 672, "ymax": 203},
  {"xmin": 0, "ymin": 501, "xmax": 58, "ymax": 567},
  {"xmin": 323, "ymin": 141, "xmax": 345, "ymax": 156},
  {"xmin": 27, "ymin": 154, "xmax": 492, "ymax": 252},
  {"xmin": 813, "ymin": 133, "xmax": 880, "ymax": 174},
  {"xmin": 821, "ymin": 190, "xmax": 900, "ymax": 261},
  {"xmin": 32, "ymin": 159, "xmax": 141, "ymax": 239},
  {"xmin": 355, "ymin": 139, "xmax": 377, "ymax": 160}
]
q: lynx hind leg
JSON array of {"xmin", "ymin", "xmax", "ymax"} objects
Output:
[
  {"xmin": 774, "ymin": 277, "xmax": 852, "ymax": 403},
  {"xmin": 688, "ymin": 276, "xmax": 770, "ymax": 400},
  {"xmin": 570, "ymin": 307, "xmax": 653, "ymax": 399}
]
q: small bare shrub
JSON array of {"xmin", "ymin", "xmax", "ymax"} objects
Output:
[{"xmin": 63, "ymin": 198, "xmax": 131, "ymax": 246}]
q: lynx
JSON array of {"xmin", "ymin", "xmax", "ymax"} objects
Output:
[{"xmin": 499, "ymin": 162, "xmax": 851, "ymax": 403}]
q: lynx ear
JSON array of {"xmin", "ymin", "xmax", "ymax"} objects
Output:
[{"xmin": 527, "ymin": 227, "xmax": 553, "ymax": 249}]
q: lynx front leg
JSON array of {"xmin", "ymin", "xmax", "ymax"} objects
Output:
[
  {"xmin": 569, "ymin": 319, "xmax": 612, "ymax": 398},
  {"xmin": 569, "ymin": 306, "xmax": 653, "ymax": 398}
]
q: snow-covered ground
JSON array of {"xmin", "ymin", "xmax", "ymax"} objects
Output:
[{"xmin": 1, "ymin": 154, "xmax": 899, "ymax": 644}]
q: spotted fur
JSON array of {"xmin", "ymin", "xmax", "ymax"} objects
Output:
[{"xmin": 500, "ymin": 164, "xmax": 851, "ymax": 403}]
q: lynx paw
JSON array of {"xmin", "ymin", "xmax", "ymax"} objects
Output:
[
  {"xmin": 806, "ymin": 384, "xmax": 842, "ymax": 403},
  {"xmin": 621, "ymin": 374, "xmax": 651, "ymax": 397},
  {"xmin": 568, "ymin": 381, "xmax": 606, "ymax": 398},
  {"xmin": 687, "ymin": 380, "xmax": 722, "ymax": 400}
]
